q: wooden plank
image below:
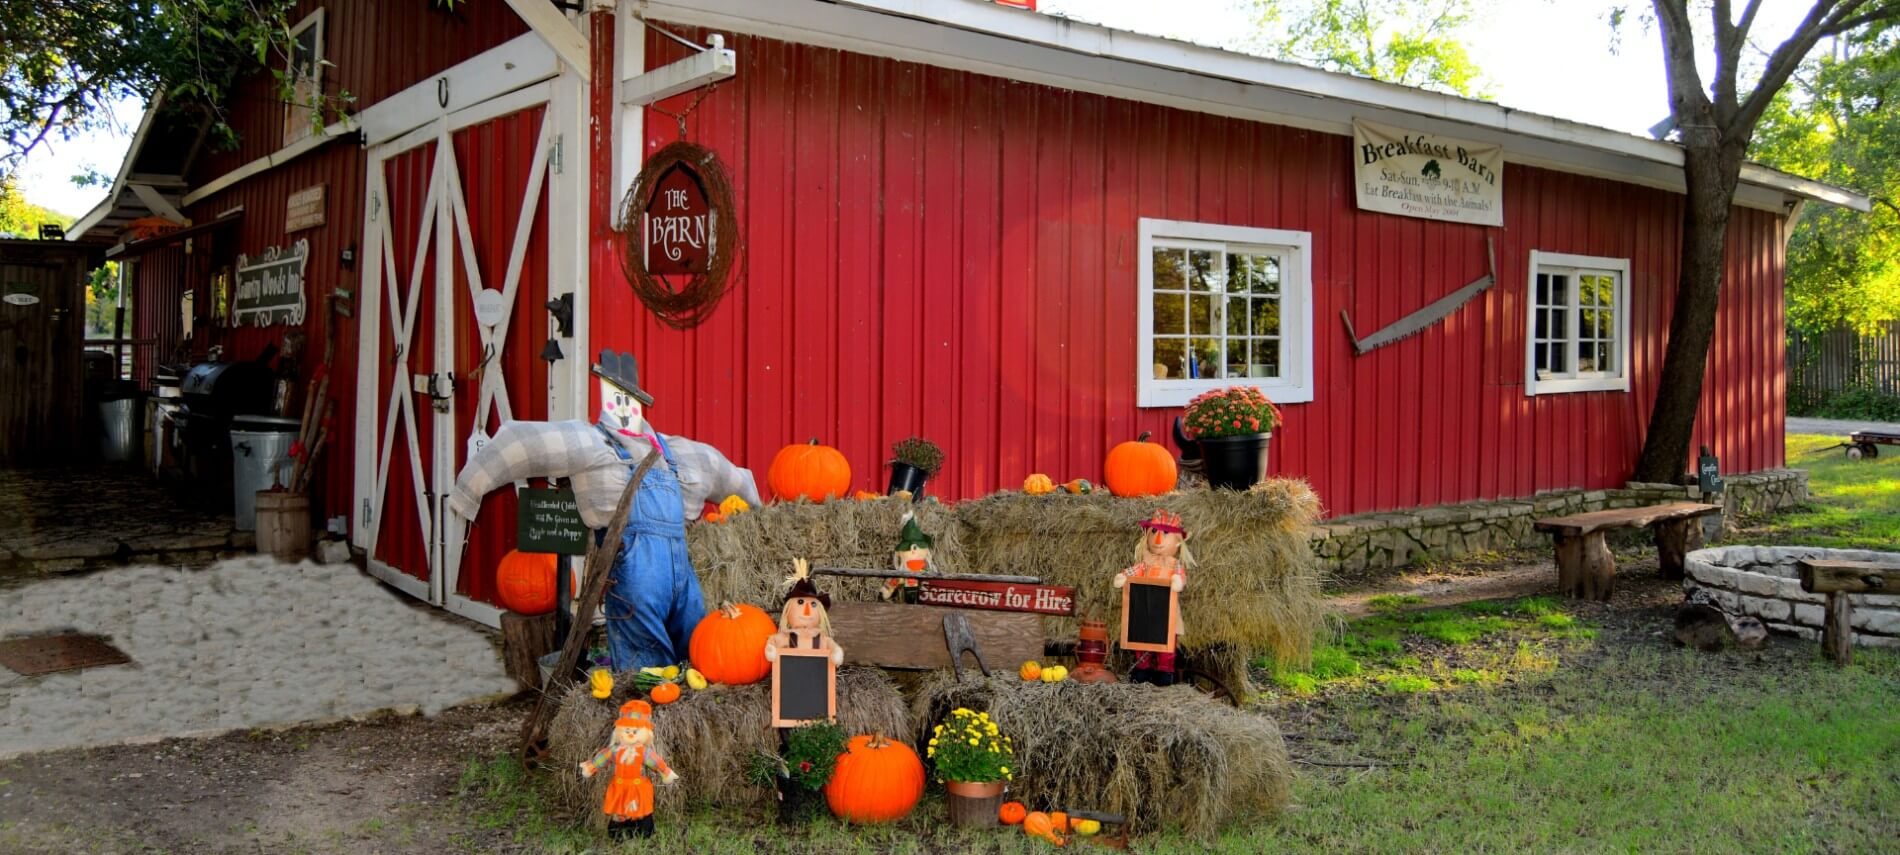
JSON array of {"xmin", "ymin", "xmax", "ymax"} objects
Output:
[
  {"xmin": 1798, "ymin": 560, "xmax": 1900, "ymax": 595},
  {"xmin": 285, "ymin": 184, "xmax": 326, "ymax": 232},
  {"xmin": 813, "ymin": 566, "xmax": 1042, "ymax": 584},
  {"xmin": 1534, "ymin": 502, "xmax": 1721, "ymax": 536},
  {"xmin": 826, "ymin": 601, "xmax": 1042, "ymax": 670}
]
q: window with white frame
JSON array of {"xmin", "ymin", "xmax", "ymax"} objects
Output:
[
  {"xmin": 282, "ymin": 9, "xmax": 326, "ymax": 146},
  {"xmin": 1138, "ymin": 219, "xmax": 1313, "ymax": 407},
  {"xmin": 1526, "ymin": 251, "xmax": 1630, "ymax": 395}
]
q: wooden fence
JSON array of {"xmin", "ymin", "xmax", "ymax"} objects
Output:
[{"xmin": 1788, "ymin": 322, "xmax": 1900, "ymax": 412}]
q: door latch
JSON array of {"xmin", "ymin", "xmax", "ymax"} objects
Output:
[{"xmin": 413, "ymin": 372, "xmax": 456, "ymax": 412}]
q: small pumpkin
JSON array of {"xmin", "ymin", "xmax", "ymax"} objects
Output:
[
  {"xmin": 718, "ymin": 494, "xmax": 751, "ymax": 517},
  {"xmin": 1104, "ymin": 431, "xmax": 1178, "ymax": 497},
  {"xmin": 999, "ymin": 801, "xmax": 1028, "ymax": 825},
  {"xmin": 1063, "ymin": 478, "xmax": 1093, "ymax": 494},
  {"xmin": 688, "ymin": 602, "xmax": 777, "ymax": 685},
  {"xmin": 1023, "ymin": 811, "xmax": 1067, "ymax": 846},
  {"xmin": 853, "ymin": 489, "xmax": 882, "ymax": 501},
  {"xmin": 768, "ymin": 438, "xmax": 853, "ymax": 502},
  {"xmin": 648, "ymin": 681, "xmax": 681, "ymax": 704},
  {"xmin": 1023, "ymin": 473, "xmax": 1056, "ymax": 495},
  {"xmin": 494, "ymin": 549, "xmax": 559, "ymax": 615},
  {"xmin": 701, "ymin": 509, "xmax": 726, "ymax": 524},
  {"xmin": 1049, "ymin": 811, "xmax": 1070, "ymax": 833},
  {"xmin": 1019, "ymin": 661, "xmax": 1042, "ymax": 681},
  {"xmin": 1074, "ymin": 818, "xmax": 1102, "ymax": 836},
  {"xmin": 825, "ymin": 734, "xmax": 925, "ymax": 823}
]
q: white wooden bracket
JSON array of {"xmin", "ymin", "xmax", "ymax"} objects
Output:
[
  {"xmin": 128, "ymin": 182, "xmax": 191, "ymax": 225},
  {"xmin": 503, "ymin": 0, "xmax": 592, "ymax": 82},
  {"xmin": 620, "ymin": 34, "xmax": 735, "ymax": 107}
]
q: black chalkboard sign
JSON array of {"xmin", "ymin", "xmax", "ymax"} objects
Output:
[
  {"xmin": 1120, "ymin": 576, "xmax": 1179, "ymax": 653},
  {"xmin": 517, "ymin": 488, "xmax": 588, "ymax": 555},
  {"xmin": 771, "ymin": 648, "xmax": 836, "ymax": 728}
]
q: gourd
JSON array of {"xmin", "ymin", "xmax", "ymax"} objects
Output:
[
  {"xmin": 1063, "ymin": 478, "xmax": 1093, "ymax": 494},
  {"xmin": 768, "ymin": 438, "xmax": 853, "ymax": 502},
  {"xmin": 1019, "ymin": 661, "xmax": 1042, "ymax": 681},
  {"xmin": 648, "ymin": 681, "xmax": 681, "ymax": 704},
  {"xmin": 1022, "ymin": 473, "xmax": 1056, "ymax": 495},
  {"xmin": 1103, "ymin": 431, "xmax": 1178, "ymax": 497},
  {"xmin": 1023, "ymin": 811, "xmax": 1067, "ymax": 846},
  {"xmin": 1049, "ymin": 811, "xmax": 1071, "ymax": 833},
  {"xmin": 824, "ymin": 734, "xmax": 925, "ymax": 823},
  {"xmin": 495, "ymin": 549, "xmax": 559, "ymax": 615},
  {"xmin": 687, "ymin": 602, "xmax": 777, "ymax": 685},
  {"xmin": 718, "ymin": 494, "xmax": 750, "ymax": 517},
  {"xmin": 999, "ymin": 801, "xmax": 1028, "ymax": 825},
  {"xmin": 854, "ymin": 489, "xmax": 882, "ymax": 501}
]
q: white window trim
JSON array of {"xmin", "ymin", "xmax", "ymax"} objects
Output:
[
  {"xmin": 1525, "ymin": 250, "xmax": 1631, "ymax": 396},
  {"xmin": 1137, "ymin": 217, "xmax": 1314, "ymax": 408},
  {"xmin": 283, "ymin": 9, "xmax": 326, "ymax": 144}
]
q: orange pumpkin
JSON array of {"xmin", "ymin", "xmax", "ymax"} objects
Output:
[
  {"xmin": 1023, "ymin": 473, "xmax": 1056, "ymax": 495},
  {"xmin": 999, "ymin": 801, "xmax": 1028, "ymax": 825},
  {"xmin": 1049, "ymin": 811, "xmax": 1070, "ymax": 833},
  {"xmin": 701, "ymin": 509, "xmax": 726, "ymax": 524},
  {"xmin": 1104, "ymin": 431, "xmax": 1178, "ymax": 497},
  {"xmin": 688, "ymin": 602, "xmax": 777, "ymax": 685},
  {"xmin": 648, "ymin": 681, "xmax": 681, "ymax": 704},
  {"xmin": 853, "ymin": 489, "xmax": 882, "ymax": 501},
  {"xmin": 824, "ymin": 734, "xmax": 925, "ymax": 823},
  {"xmin": 1023, "ymin": 811, "xmax": 1067, "ymax": 846},
  {"xmin": 495, "ymin": 549, "xmax": 559, "ymax": 615},
  {"xmin": 768, "ymin": 438, "xmax": 853, "ymax": 502}
]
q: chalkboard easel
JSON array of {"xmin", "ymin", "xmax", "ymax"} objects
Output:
[
  {"xmin": 770, "ymin": 648, "xmax": 836, "ymax": 728},
  {"xmin": 1120, "ymin": 576, "xmax": 1179, "ymax": 654}
]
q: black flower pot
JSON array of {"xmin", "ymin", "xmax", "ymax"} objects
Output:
[
  {"xmin": 1198, "ymin": 432, "xmax": 1272, "ymax": 490},
  {"xmin": 888, "ymin": 462, "xmax": 930, "ymax": 497}
]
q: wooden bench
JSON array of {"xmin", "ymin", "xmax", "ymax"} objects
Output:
[
  {"xmin": 1534, "ymin": 502, "xmax": 1722, "ymax": 600},
  {"xmin": 1799, "ymin": 559, "xmax": 1900, "ymax": 665}
]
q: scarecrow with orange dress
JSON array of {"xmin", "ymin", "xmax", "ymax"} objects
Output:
[
  {"xmin": 579, "ymin": 699, "xmax": 679, "ymax": 838},
  {"xmin": 1112, "ymin": 509, "xmax": 1193, "ymax": 686}
]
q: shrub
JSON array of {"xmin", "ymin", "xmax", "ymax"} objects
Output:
[
  {"xmin": 1812, "ymin": 384, "xmax": 1900, "ymax": 422},
  {"xmin": 890, "ymin": 436, "xmax": 945, "ymax": 476}
]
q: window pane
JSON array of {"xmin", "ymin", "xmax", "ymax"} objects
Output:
[
  {"xmin": 1188, "ymin": 294, "xmax": 1214, "ymax": 335},
  {"xmin": 1153, "ymin": 338, "xmax": 1185, "ymax": 379},
  {"xmin": 1535, "ymin": 307, "xmax": 1548, "ymax": 339},
  {"xmin": 1535, "ymin": 343, "xmax": 1549, "ymax": 373},
  {"xmin": 1580, "ymin": 308, "xmax": 1597, "ymax": 338},
  {"xmin": 1597, "ymin": 308, "xmax": 1615, "ymax": 339},
  {"xmin": 1154, "ymin": 248, "xmax": 1186, "ymax": 291},
  {"xmin": 1227, "ymin": 296, "xmax": 1250, "ymax": 336},
  {"xmin": 1253, "ymin": 255, "xmax": 1281, "ymax": 295},
  {"xmin": 1549, "ymin": 341, "xmax": 1568, "ymax": 373},
  {"xmin": 1153, "ymin": 292, "xmax": 1185, "ymax": 335},
  {"xmin": 1252, "ymin": 298, "xmax": 1281, "ymax": 337},
  {"xmin": 1224, "ymin": 337, "xmax": 1248, "ymax": 378},
  {"xmin": 1536, "ymin": 273, "xmax": 1552, "ymax": 308},
  {"xmin": 1226, "ymin": 254, "xmax": 1249, "ymax": 299},
  {"xmin": 1580, "ymin": 341, "xmax": 1598, "ymax": 372},
  {"xmin": 1189, "ymin": 250, "xmax": 1217, "ymax": 292},
  {"xmin": 1187, "ymin": 337, "xmax": 1220, "ymax": 379},
  {"xmin": 1255, "ymin": 338, "xmax": 1281, "ymax": 378},
  {"xmin": 1550, "ymin": 307, "xmax": 1567, "ymax": 339}
]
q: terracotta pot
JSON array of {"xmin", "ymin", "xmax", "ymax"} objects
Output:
[{"xmin": 944, "ymin": 779, "xmax": 1004, "ymax": 827}]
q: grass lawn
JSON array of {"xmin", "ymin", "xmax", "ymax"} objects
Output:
[{"xmin": 1741, "ymin": 433, "xmax": 1900, "ymax": 549}]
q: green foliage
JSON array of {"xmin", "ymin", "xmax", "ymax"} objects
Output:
[
  {"xmin": 1241, "ymin": 0, "xmax": 1491, "ymax": 97},
  {"xmin": 926, "ymin": 708, "xmax": 1015, "ymax": 784},
  {"xmin": 1364, "ymin": 593, "xmax": 1425, "ymax": 613},
  {"xmin": 742, "ymin": 721, "xmax": 847, "ymax": 793},
  {"xmin": 1753, "ymin": 23, "xmax": 1900, "ymax": 337},
  {"xmin": 0, "ymin": 177, "xmax": 72, "ymax": 238},
  {"xmin": 1744, "ymin": 434, "xmax": 1900, "ymax": 549},
  {"xmin": 84, "ymin": 262, "xmax": 124, "ymax": 337},
  {"xmin": 1806, "ymin": 384, "xmax": 1900, "ymax": 421}
]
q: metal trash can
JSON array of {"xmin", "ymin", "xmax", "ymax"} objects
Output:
[
  {"xmin": 230, "ymin": 415, "xmax": 301, "ymax": 531},
  {"xmin": 98, "ymin": 391, "xmax": 147, "ymax": 463}
]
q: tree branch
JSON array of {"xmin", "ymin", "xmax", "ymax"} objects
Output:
[
  {"xmin": 1652, "ymin": 0, "xmax": 1715, "ymax": 124},
  {"xmin": 1734, "ymin": 0, "xmax": 1884, "ymax": 136}
]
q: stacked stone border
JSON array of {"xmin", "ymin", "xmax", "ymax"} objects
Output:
[
  {"xmin": 1683, "ymin": 545, "xmax": 1900, "ymax": 648},
  {"xmin": 1313, "ymin": 469, "xmax": 1809, "ymax": 584}
]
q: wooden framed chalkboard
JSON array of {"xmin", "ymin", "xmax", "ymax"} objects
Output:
[
  {"xmin": 1119, "ymin": 576, "xmax": 1179, "ymax": 653},
  {"xmin": 516, "ymin": 488, "xmax": 589, "ymax": 555},
  {"xmin": 770, "ymin": 648, "xmax": 836, "ymax": 728}
]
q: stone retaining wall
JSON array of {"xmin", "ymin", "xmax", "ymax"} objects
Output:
[
  {"xmin": 1314, "ymin": 469, "xmax": 1809, "ymax": 585},
  {"xmin": 1683, "ymin": 545, "xmax": 1900, "ymax": 647}
]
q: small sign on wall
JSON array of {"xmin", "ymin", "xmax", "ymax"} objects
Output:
[
  {"xmin": 233, "ymin": 240, "xmax": 309, "ymax": 327},
  {"xmin": 286, "ymin": 184, "xmax": 326, "ymax": 232}
]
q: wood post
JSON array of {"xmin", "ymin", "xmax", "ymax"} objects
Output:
[
  {"xmin": 1555, "ymin": 532, "xmax": 1615, "ymax": 601},
  {"xmin": 1654, "ymin": 517, "xmax": 1704, "ymax": 580},
  {"xmin": 1823, "ymin": 592, "xmax": 1853, "ymax": 665},
  {"xmin": 1797, "ymin": 559, "xmax": 1899, "ymax": 666},
  {"xmin": 500, "ymin": 610, "xmax": 559, "ymax": 692}
]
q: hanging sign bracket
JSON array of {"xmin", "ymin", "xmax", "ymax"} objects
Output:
[{"xmin": 621, "ymin": 32, "xmax": 735, "ymax": 108}]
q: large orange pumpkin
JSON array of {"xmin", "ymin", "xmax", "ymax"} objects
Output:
[
  {"xmin": 495, "ymin": 550, "xmax": 559, "ymax": 615},
  {"xmin": 1104, "ymin": 431, "xmax": 1178, "ymax": 497},
  {"xmin": 768, "ymin": 439, "xmax": 853, "ymax": 502},
  {"xmin": 687, "ymin": 602, "xmax": 776, "ymax": 685},
  {"xmin": 824, "ymin": 734, "xmax": 925, "ymax": 823}
]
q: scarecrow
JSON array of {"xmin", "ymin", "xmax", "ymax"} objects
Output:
[
  {"xmin": 765, "ymin": 558, "xmax": 844, "ymax": 666},
  {"xmin": 881, "ymin": 512, "xmax": 935, "ymax": 603},
  {"xmin": 449, "ymin": 349, "xmax": 762, "ymax": 670},
  {"xmin": 579, "ymin": 698, "xmax": 678, "ymax": 838},
  {"xmin": 1112, "ymin": 508, "xmax": 1193, "ymax": 686}
]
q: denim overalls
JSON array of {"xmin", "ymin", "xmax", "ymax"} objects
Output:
[{"xmin": 596, "ymin": 424, "xmax": 707, "ymax": 670}]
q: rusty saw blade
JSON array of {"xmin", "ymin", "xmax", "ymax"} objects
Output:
[{"xmin": 1342, "ymin": 235, "xmax": 1496, "ymax": 355}]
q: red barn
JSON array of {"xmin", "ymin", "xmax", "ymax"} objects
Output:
[{"xmin": 73, "ymin": 0, "xmax": 1867, "ymax": 625}]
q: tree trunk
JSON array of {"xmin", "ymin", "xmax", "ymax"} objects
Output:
[
  {"xmin": 1632, "ymin": 141, "xmax": 1747, "ymax": 483},
  {"xmin": 501, "ymin": 610, "xmax": 559, "ymax": 692},
  {"xmin": 1556, "ymin": 532, "xmax": 1616, "ymax": 601}
]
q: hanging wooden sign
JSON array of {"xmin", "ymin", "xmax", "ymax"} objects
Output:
[
  {"xmin": 916, "ymin": 580, "xmax": 1077, "ymax": 616},
  {"xmin": 285, "ymin": 184, "xmax": 326, "ymax": 232},
  {"xmin": 618, "ymin": 141, "xmax": 739, "ymax": 330}
]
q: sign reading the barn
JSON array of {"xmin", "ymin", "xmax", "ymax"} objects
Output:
[
  {"xmin": 643, "ymin": 164, "xmax": 713, "ymax": 275},
  {"xmin": 1353, "ymin": 119, "xmax": 1503, "ymax": 227},
  {"xmin": 233, "ymin": 240, "xmax": 309, "ymax": 327},
  {"xmin": 285, "ymin": 184, "xmax": 326, "ymax": 232},
  {"xmin": 618, "ymin": 141, "xmax": 739, "ymax": 330},
  {"xmin": 916, "ymin": 580, "xmax": 1077, "ymax": 617}
]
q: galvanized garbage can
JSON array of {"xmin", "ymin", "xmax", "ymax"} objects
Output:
[
  {"xmin": 230, "ymin": 415, "xmax": 301, "ymax": 531},
  {"xmin": 98, "ymin": 391, "xmax": 147, "ymax": 463}
]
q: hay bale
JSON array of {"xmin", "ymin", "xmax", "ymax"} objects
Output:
[
  {"xmin": 545, "ymin": 667, "xmax": 911, "ymax": 827},
  {"xmin": 688, "ymin": 497, "xmax": 965, "ymax": 608},
  {"xmin": 913, "ymin": 675, "xmax": 1291, "ymax": 838}
]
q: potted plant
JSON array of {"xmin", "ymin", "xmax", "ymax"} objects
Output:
[
  {"xmin": 928, "ymin": 707, "xmax": 1015, "ymax": 827},
  {"xmin": 744, "ymin": 721, "xmax": 848, "ymax": 822},
  {"xmin": 887, "ymin": 436, "xmax": 945, "ymax": 497},
  {"xmin": 1181, "ymin": 386, "xmax": 1282, "ymax": 490}
]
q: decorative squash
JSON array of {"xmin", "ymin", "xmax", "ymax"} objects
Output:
[
  {"xmin": 718, "ymin": 494, "xmax": 751, "ymax": 517},
  {"xmin": 1019, "ymin": 661, "xmax": 1043, "ymax": 681},
  {"xmin": 824, "ymin": 734, "xmax": 925, "ymax": 823},
  {"xmin": 1063, "ymin": 478, "xmax": 1093, "ymax": 494},
  {"xmin": 1023, "ymin": 473, "xmax": 1056, "ymax": 495},
  {"xmin": 768, "ymin": 438, "xmax": 853, "ymax": 502},
  {"xmin": 1049, "ymin": 811, "xmax": 1070, "ymax": 833},
  {"xmin": 687, "ymin": 602, "xmax": 777, "ymax": 685},
  {"xmin": 1104, "ymin": 431, "xmax": 1178, "ymax": 497},
  {"xmin": 495, "ymin": 549, "xmax": 559, "ymax": 615},
  {"xmin": 1074, "ymin": 818, "xmax": 1102, "ymax": 836},
  {"xmin": 1023, "ymin": 811, "xmax": 1067, "ymax": 846},
  {"xmin": 853, "ymin": 489, "xmax": 882, "ymax": 501},
  {"xmin": 648, "ymin": 681, "xmax": 681, "ymax": 704},
  {"xmin": 999, "ymin": 801, "xmax": 1028, "ymax": 825},
  {"xmin": 701, "ymin": 509, "xmax": 726, "ymax": 524}
]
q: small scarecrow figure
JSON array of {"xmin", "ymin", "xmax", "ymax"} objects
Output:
[
  {"xmin": 881, "ymin": 512, "xmax": 935, "ymax": 603},
  {"xmin": 579, "ymin": 699, "xmax": 679, "ymax": 838},
  {"xmin": 1113, "ymin": 508, "xmax": 1193, "ymax": 686},
  {"xmin": 765, "ymin": 558, "xmax": 844, "ymax": 666}
]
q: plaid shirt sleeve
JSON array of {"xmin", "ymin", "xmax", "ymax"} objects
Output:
[{"xmin": 447, "ymin": 420, "xmax": 613, "ymax": 519}]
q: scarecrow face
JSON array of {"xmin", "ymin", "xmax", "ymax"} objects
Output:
[
  {"xmin": 785, "ymin": 596, "xmax": 826, "ymax": 630},
  {"xmin": 612, "ymin": 723, "xmax": 652, "ymax": 749},
  {"xmin": 893, "ymin": 546, "xmax": 931, "ymax": 574},
  {"xmin": 1144, "ymin": 529, "xmax": 1186, "ymax": 560},
  {"xmin": 598, "ymin": 377, "xmax": 645, "ymax": 433}
]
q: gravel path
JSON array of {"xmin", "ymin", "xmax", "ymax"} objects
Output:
[{"xmin": 0, "ymin": 557, "xmax": 517, "ymax": 759}]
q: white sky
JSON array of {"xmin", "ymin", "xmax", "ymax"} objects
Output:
[{"xmin": 15, "ymin": 1, "xmax": 1825, "ymax": 218}]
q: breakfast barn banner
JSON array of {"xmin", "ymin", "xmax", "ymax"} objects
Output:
[{"xmin": 1353, "ymin": 119, "xmax": 1503, "ymax": 227}]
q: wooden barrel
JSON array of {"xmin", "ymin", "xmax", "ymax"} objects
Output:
[
  {"xmin": 944, "ymin": 780, "xmax": 1004, "ymax": 828},
  {"xmin": 254, "ymin": 491, "xmax": 311, "ymax": 562}
]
